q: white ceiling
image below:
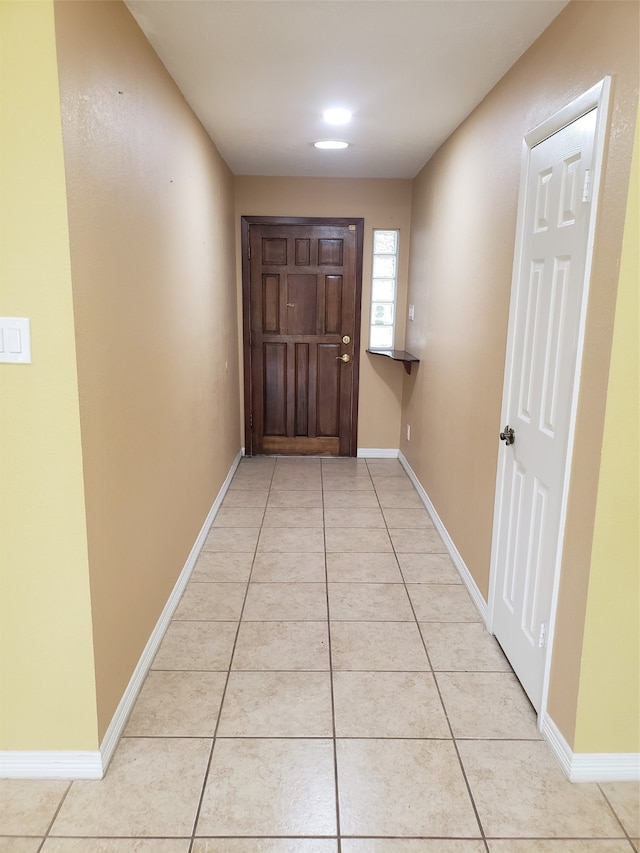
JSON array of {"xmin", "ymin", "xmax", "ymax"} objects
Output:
[{"xmin": 125, "ymin": 0, "xmax": 568, "ymax": 179}]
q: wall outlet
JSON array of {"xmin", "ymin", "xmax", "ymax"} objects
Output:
[{"xmin": 406, "ymin": 424, "xmax": 411, "ymax": 441}]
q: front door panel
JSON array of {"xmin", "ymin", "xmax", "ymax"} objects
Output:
[{"xmin": 243, "ymin": 218, "xmax": 363, "ymax": 456}]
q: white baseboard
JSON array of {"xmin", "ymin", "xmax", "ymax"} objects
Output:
[
  {"xmin": 541, "ymin": 713, "xmax": 640, "ymax": 782},
  {"xmin": 540, "ymin": 711, "xmax": 576, "ymax": 779},
  {"xmin": 398, "ymin": 451, "xmax": 488, "ymax": 623},
  {"xmin": 0, "ymin": 450, "xmax": 242, "ymax": 780},
  {"xmin": 0, "ymin": 750, "xmax": 103, "ymax": 780},
  {"xmin": 357, "ymin": 448, "xmax": 400, "ymax": 458}
]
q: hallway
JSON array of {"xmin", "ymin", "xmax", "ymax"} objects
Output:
[{"xmin": 2, "ymin": 456, "xmax": 638, "ymax": 850}]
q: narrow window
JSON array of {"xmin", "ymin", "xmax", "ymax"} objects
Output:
[{"xmin": 369, "ymin": 229, "xmax": 398, "ymax": 349}]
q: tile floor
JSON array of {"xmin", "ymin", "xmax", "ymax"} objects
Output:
[{"xmin": 2, "ymin": 456, "xmax": 639, "ymax": 852}]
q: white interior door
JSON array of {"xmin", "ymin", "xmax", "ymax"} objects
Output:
[{"xmin": 490, "ymin": 107, "xmax": 599, "ymax": 711}]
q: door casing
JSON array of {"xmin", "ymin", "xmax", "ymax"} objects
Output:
[
  {"xmin": 241, "ymin": 215, "xmax": 364, "ymax": 456},
  {"xmin": 487, "ymin": 78, "xmax": 612, "ymax": 728}
]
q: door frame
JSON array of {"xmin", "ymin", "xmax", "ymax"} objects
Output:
[
  {"xmin": 487, "ymin": 78, "xmax": 612, "ymax": 727},
  {"xmin": 241, "ymin": 215, "xmax": 364, "ymax": 456}
]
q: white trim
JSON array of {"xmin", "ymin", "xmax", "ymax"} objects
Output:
[
  {"xmin": 0, "ymin": 450, "xmax": 242, "ymax": 780},
  {"xmin": 538, "ymin": 76, "xmax": 612, "ymax": 728},
  {"xmin": 524, "ymin": 78, "xmax": 610, "ymax": 148},
  {"xmin": 399, "ymin": 451, "xmax": 488, "ymax": 623},
  {"xmin": 357, "ymin": 447, "xmax": 399, "ymax": 458},
  {"xmin": 0, "ymin": 751, "xmax": 103, "ymax": 780},
  {"xmin": 541, "ymin": 714, "xmax": 640, "ymax": 782},
  {"xmin": 488, "ymin": 79, "xmax": 612, "ymax": 721},
  {"xmin": 570, "ymin": 754, "xmax": 640, "ymax": 783},
  {"xmin": 541, "ymin": 712, "xmax": 575, "ymax": 779}
]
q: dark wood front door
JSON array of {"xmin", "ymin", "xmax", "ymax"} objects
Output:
[{"xmin": 242, "ymin": 216, "xmax": 363, "ymax": 456}]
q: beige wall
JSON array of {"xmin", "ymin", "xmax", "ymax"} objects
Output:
[
  {"xmin": 54, "ymin": 0, "xmax": 241, "ymax": 739},
  {"xmin": 402, "ymin": 0, "xmax": 639, "ymax": 749},
  {"xmin": 234, "ymin": 177, "xmax": 413, "ymax": 451}
]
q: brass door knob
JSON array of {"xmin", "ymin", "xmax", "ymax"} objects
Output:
[{"xmin": 336, "ymin": 354, "xmax": 351, "ymax": 363}]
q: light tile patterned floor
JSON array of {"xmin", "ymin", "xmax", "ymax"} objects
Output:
[{"xmin": 2, "ymin": 456, "xmax": 639, "ymax": 852}]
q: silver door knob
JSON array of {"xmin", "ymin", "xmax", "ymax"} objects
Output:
[{"xmin": 500, "ymin": 425, "xmax": 515, "ymax": 445}]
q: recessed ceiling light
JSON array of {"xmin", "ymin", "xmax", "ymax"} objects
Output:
[
  {"xmin": 314, "ymin": 140, "xmax": 349, "ymax": 150},
  {"xmin": 323, "ymin": 107, "xmax": 352, "ymax": 125}
]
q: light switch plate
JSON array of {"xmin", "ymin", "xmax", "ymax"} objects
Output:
[
  {"xmin": 0, "ymin": 318, "xmax": 31, "ymax": 363},
  {"xmin": 408, "ymin": 304, "xmax": 415, "ymax": 321}
]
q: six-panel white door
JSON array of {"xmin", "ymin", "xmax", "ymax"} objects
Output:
[{"xmin": 491, "ymin": 108, "xmax": 597, "ymax": 710}]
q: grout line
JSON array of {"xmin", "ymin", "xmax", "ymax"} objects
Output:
[
  {"xmin": 225, "ymin": 838, "xmax": 633, "ymax": 844},
  {"xmin": 597, "ymin": 785, "xmax": 637, "ymax": 846},
  {"xmin": 118, "ymin": 734, "xmax": 547, "ymax": 742},
  {"xmin": 187, "ymin": 459, "xmax": 277, "ymax": 853},
  {"xmin": 170, "ymin": 618, "xmax": 491, "ymax": 624},
  {"xmin": 368, "ymin": 457, "xmax": 490, "ymax": 850},
  {"xmin": 322, "ymin": 461, "xmax": 343, "ymax": 852},
  {"xmin": 37, "ymin": 780, "xmax": 73, "ymax": 852}
]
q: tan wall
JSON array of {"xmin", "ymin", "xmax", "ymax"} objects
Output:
[
  {"xmin": 402, "ymin": 0, "xmax": 639, "ymax": 748},
  {"xmin": 54, "ymin": 0, "xmax": 241, "ymax": 739},
  {"xmin": 234, "ymin": 177, "xmax": 413, "ymax": 451}
]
